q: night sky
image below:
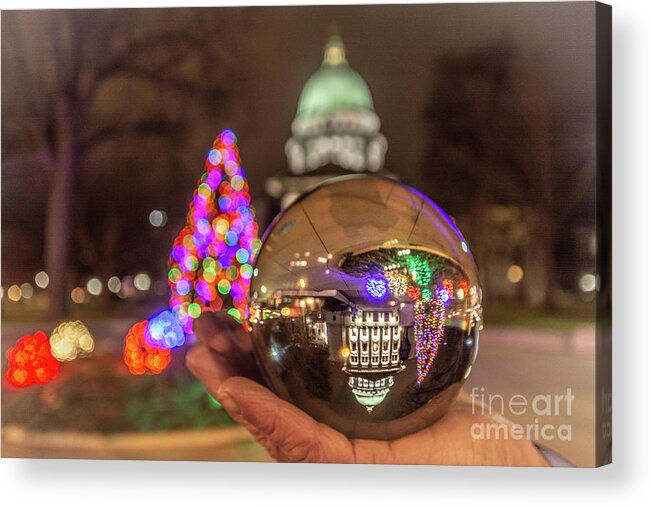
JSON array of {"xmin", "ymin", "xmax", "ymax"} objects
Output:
[
  {"xmin": 1, "ymin": 2, "xmax": 597, "ymax": 283},
  {"xmin": 223, "ymin": 2, "xmax": 595, "ymax": 192}
]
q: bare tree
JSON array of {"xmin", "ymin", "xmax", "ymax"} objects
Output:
[
  {"xmin": 421, "ymin": 41, "xmax": 595, "ymax": 308},
  {"xmin": 2, "ymin": 9, "xmax": 246, "ymax": 317}
]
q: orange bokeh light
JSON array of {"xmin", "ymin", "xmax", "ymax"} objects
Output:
[{"xmin": 123, "ymin": 320, "xmax": 171, "ymax": 375}]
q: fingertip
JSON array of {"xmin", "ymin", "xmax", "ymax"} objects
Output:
[
  {"xmin": 217, "ymin": 376, "xmax": 272, "ymax": 402},
  {"xmin": 185, "ymin": 344, "xmax": 234, "ymax": 389}
]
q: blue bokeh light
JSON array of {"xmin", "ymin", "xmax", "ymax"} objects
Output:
[{"xmin": 145, "ymin": 310, "xmax": 185, "ymax": 349}]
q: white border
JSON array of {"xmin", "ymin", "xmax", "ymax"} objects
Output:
[{"xmin": 2, "ymin": 0, "xmax": 649, "ymax": 505}]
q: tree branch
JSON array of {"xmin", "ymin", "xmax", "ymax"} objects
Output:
[{"xmin": 80, "ymin": 117, "xmax": 185, "ymax": 153}]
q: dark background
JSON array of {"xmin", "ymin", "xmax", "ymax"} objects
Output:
[
  {"xmin": 1, "ymin": 2, "xmax": 603, "ymax": 466},
  {"xmin": 2, "ymin": 3, "xmax": 597, "ymax": 320}
]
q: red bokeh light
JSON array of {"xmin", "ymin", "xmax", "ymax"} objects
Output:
[
  {"xmin": 6, "ymin": 331, "xmax": 60, "ymax": 388},
  {"xmin": 406, "ymin": 284, "xmax": 422, "ymax": 302}
]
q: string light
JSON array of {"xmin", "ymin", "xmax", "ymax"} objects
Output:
[
  {"xmin": 49, "ymin": 321, "xmax": 95, "ymax": 361},
  {"xmin": 387, "ymin": 272, "xmax": 409, "ymax": 297},
  {"xmin": 414, "ymin": 289, "xmax": 447, "ymax": 384},
  {"xmin": 365, "ymin": 276, "xmax": 388, "ymax": 301},
  {"xmin": 6, "ymin": 331, "xmax": 60, "ymax": 388},
  {"xmin": 406, "ymin": 284, "xmax": 421, "ymax": 301},
  {"xmin": 406, "ymin": 255, "xmax": 432, "ymax": 288},
  {"xmin": 443, "ymin": 279, "xmax": 454, "ymax": 298}
]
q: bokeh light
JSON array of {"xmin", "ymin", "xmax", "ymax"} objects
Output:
[
  {"xmin": 149, "ymin": 209, "xmax": 168, "ymax": 227},
  {"xmin": 34, "ymin": 271, "xmax": 49, "ymax": 289},
  {"xmin": 166, "ymin": 130, "xmax": 260, "ymax": 333},
  {"xmin": 86, "ymin": 278, "xmax": 103, "ymax": 296},
  {"xmin": 7, "ymin": 284, "xmax": 21, "ymax": 302},
  {"xmin": 107, "ymin": 276, "xmax": 121, "ymax": 293},
  {"xmin": 506, "ymin": 264, "xmax": 524, "ymax": 284},
  {"xmin": 579, "ymin": 273, "xmax": 596, "ymax": 292},
  {"xmin": 70, "ymin": 287, "xmax": 86, "ymax": 304},
  {"xmin": 145, "ymin": 310, "xmax": 185, "ymax": 349},
  {"xmin": 6, "ymin": 331, "xmax": 60, "ymax": 388},
  {"xmin": 123, "ymin": 320, "xmax": 171, "ymax": 375},
  {"xmin": 134, "ymin": 273, "xmax": 151, "ymax": 291},
  {"xmin": 20, "ymin": 283, "xmax": 34, "ymax": 300},
  {"xmin": 49, "ymin": 320, "xmax": 95, "ymax": 362}
]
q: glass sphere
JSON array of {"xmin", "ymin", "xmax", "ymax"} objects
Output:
[{"xmin": 249, "ymin": 176, "xmax": 482, "ymax": 440}]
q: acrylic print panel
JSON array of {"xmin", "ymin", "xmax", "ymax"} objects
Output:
[{"xmin": 1, "ymin": 1, "xmax": 611, "ymax": 467}]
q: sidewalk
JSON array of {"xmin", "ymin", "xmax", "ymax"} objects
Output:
[{"xmin": 480, "ymin": 324, "xmax": 596, "ymax": 356}]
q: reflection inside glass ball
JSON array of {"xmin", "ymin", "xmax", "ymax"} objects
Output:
[{"xmin": 249, "ymin": 176, "xmax": 482, "ymax": 440}]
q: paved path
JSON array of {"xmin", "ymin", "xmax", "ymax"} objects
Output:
[
  {"xmin": 467, "ymin": 341, "xmax": 596, "ymax": 467},
  {"xmin": 3, "ymin": 319, "xmax": 597, "ymax": 465}
]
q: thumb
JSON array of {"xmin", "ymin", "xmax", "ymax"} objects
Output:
[{"xmin": 216, "ymin": 377, "xmax": 354, "ymax": 463}]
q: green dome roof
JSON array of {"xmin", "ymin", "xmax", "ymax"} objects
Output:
[{"xmin": 296, "ymin": 37, "xmax": 375, "ymax": 118}]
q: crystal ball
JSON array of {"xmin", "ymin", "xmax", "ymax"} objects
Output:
[{"xmin": 249, "ymin": 176, "xmax": 483, "ymax": 440}]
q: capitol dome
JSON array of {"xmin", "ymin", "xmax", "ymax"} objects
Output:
[
  {"xmin": 296, "ymin": 37, "xmax": 375, "ymax": 118},
  {"xmin": 267, "ymin": 35, "xmax": 391, "ymax": 209},
  {"xmin": 284, "ymin": 36, "xmax": 388, "ymax": 177}
]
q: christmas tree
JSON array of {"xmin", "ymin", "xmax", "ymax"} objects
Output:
[
  {"xmin": 167, "ymin": 129, "xmax": 261, "ymax": 334},
  {"xmin": 123, "ymin": 130, "xmax": 260, "ymax": 374}
]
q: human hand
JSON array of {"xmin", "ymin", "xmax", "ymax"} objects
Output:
[{"xmin": 186, "ymin": 313, "xmax": 550, "ymax": 466}]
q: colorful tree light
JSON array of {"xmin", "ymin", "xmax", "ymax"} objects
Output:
[
  {"xmin": 6, "ymin": 331, "xmax": 60, "ymax": 388},
  {"xmin": 406, "ymin": 284, "xmax": 421, "ymax": 302},
  {"xmin": 459, "ymin": 279, "xmax": 469, "ymax": 297},
  {"xmin": 442, "ymin": 279, "xmax": 454, "ymax": 298},
  {"xmin": 387, "ymin": 272, "xmax": 409, "ymax": 297},
  {"xmin": 49, "ymin": 320, "xmax": 95, "ymax": 361},
  {"xmin": 167, "ymin": 130, "xmax": 260, "ymax": 333},
  {"xmin": 124, "ymin": 320, "xmax": 172, "ymax": 375},
  {"xmin": 365, "ymin": 276, "xmax": 388, "ymax": 301},
  {"xmin": 414, "ymin": 290, "xmax": 447, "ymax": 385},
  {"xmin": 406, "ymin": 254, "xmax": 432, "ymax": 288}
]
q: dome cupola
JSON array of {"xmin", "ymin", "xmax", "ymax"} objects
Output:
[
  {"xmin": 296, "ymin": 37, "xmax": 375, "ymax": 118},
  {"xmin": 285, "ymin": 36, "xmax": 387, "ymax": 175}
]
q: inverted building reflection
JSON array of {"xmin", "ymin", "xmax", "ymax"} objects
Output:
[
  {"xmin": 249, "ymin": 176, "xmax": 483, "ymax": 438},
  {"xmin": 250, "ymin": 246, "xmax": 481, "ymax": 414}
]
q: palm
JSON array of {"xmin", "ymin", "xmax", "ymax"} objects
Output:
[{"xmin": 187, "ymin": 314, "xmax": 549, "ymax": 466}]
